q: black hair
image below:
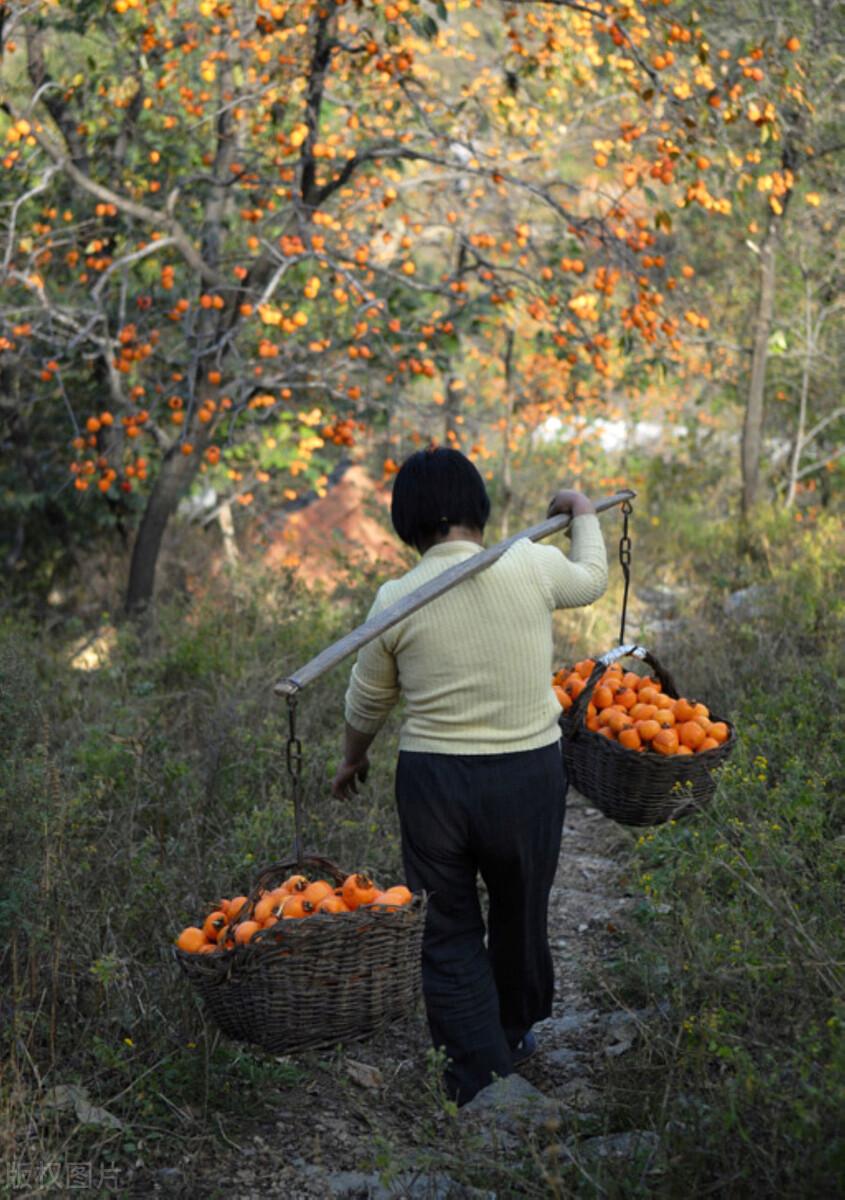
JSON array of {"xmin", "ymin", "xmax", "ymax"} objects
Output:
[{"xmin": 390, "ymin": 446, "xmax": 491, "ymax": 552}]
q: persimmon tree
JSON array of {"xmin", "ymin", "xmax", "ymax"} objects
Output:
[
  {"xmin": 0, "ymin": 0, "xmax": 683, "ymax": 609},
  {"xmin": 564, "ymin": 0, "xmax": 843, "ymax": 516},
  {"xmin": 3, "ymin": 0, "xmax": 838, "ymax": 608},
  {"xmin": 2, "ymin": 0, "xmax": 450, "ymax": 609}
]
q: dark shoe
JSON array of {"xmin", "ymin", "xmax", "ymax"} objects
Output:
[{"xmin": 511, "ymin": 1031, "xmax": 537, "ymax": 1066}]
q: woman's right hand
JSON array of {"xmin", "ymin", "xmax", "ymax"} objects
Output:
[
  {"xmin": 331, "ymin": 754, "xmax": 370, "ymax": 800},
  {"xmin": 547, "ymin": 489, "xmax": 596, "ymax": 519}
]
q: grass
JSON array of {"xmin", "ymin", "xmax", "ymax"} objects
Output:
[
  {"xmin": 557, "ymin": 504, "xmax": 845, "ymax": 1198},
  {"xmin": 596, "ymin": 669, "xmax": 845, "ymax": 1195},
  {"xmin": 0, "ymin": 488, "xmax": 843, "ymax": 1196},
  {"xmin": 0, "ymin": 565, "xmax": 409, "ymax": 1191}
]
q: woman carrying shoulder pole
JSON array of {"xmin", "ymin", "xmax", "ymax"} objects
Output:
[{"xmin": 332, "ymin": 446, "xmax": 608, "ymax": 1106}]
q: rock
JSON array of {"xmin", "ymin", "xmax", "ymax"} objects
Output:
[
  {"xmin": 459, "ymin": 1075, "xmax": 565, "ymax": 1152},
  {"xmin": 723, "ymin": 584, "xmax": 776, "ymax": 621},
  {"xmin": 635, "ymin": 584, "xmax": 687, "ymax": 618},
  {"xmin": 391, "ymin": 1173, "xmax": 494, "ymax": 1199},
  {"xmin": 536, "ymin": 1010, "xmax": 599, "ymax": 1041},
  {"xmin": 345, "ymin": 1060, "xmax": 384, "ymax": 1090},
  {"xmin": 639, "ymin": 616, "xmax": 686, "ymax": 642},
  {"xmin": 317, "ymin": 1168, "xmax": 494, "ymax": 1199},
  {"xmin": 326, "ymin": 1169, "xmax": 381, "ymax": 1197},
  {"xmin": 571, "ymin": 854, "xmax": 618, "ymax": 876},
  {"xmin": 603, "ymin": 1011, "xmax": 639, "ymax": 1051},
  {"xmin": 314, "ymin": 1169, "xmax": 375, "ymax": 1197},
  {"xmin": 545, "ymin": 1047, "xmax": 583, "ymax": 1071},
  {"xmin": 41, "ymin": 1083, "xmax": 124, "ymax": 1131},
  {"xmin": 461, "ymin": 1074, "xmax": 555, "ymax": 1119},
  {"xmin": 555, "ymin": 1078, "xmax": 601, "ymax": 1111},
  {"xmin": 573, "ymin": 1129, "xmax": 659, "ymax": 1164}
]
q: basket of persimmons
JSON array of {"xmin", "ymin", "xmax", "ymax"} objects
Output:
[
  {"xmin": 554, "ymin": 644, "xmax": 735, "ymax": 827},
  {"xmin": 174, "ymin": 855, "xmax": 425, "ymax": 1053}
]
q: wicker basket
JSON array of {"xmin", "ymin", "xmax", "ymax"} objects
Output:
[
  {"xmin": 560, "ymin": 644, "xmax": 735, "ymax": 827},
  {"xmin": 175, "ymin": 855, "xmax": 426, "ymax": 1054}
]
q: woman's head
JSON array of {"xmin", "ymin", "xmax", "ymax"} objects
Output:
[{"xmin": 391, "ymin": 446, "xmax": 491, "ymax": 552}]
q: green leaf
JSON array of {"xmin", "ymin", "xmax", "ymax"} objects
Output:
[{"xmin": 410, "ymin": 15, "xmax": 438, "ymax": 38}]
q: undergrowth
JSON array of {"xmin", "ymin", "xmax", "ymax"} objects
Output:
[
  {"xmin": 560, "ymin": 505, "xmax": 845, "ymax": 1199},
  {"xmin": 0, "ymin": 568, "xmax": 407, "ymax": 1193},
  {"xmin": 0, "ymin": 497, "xmax": 842, "ymax": 1197}
]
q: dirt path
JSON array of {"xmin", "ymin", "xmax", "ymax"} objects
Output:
[{"xmin": 176, "ymin": 792, "xmax": 636, "ymax": 1199}]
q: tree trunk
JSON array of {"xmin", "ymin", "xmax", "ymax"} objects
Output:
[
  {"xmin": 785, "ymin": 277, "xmax": 813, "ymax": 509},
  {"xmin": 444, "ymin": 374, "xmax": 462, "ymax": 442},
  {"xmin": 125, "ymin": 446, "xmax": 203, "ymax": 615},
  {"xmin": 442, "ymin": 240, "xmax": 467, "ymax": 445},
  {"xmin": 500, "ymin": 329, "xmax": 516, "ymax": 538},
  {"xmin": 217, "ymin": 501, "xmax": 240, "ymax": 567},
  {"xmin": 741, "ymin": 215, "xmax": 780, "ymax": 516}
]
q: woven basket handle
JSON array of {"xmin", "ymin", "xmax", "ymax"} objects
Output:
[
  {"xmin": 228, "ymin": 854, "xmax": 348, "ymax": 930},
  {"xmin": 565, "ymin": 643, "xmax": 682, "ymax": 735}
]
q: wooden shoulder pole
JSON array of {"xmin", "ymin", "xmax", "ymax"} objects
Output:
[{"xmin": 275, "ymin": 489, "xmax": 635, "ymax": 696}]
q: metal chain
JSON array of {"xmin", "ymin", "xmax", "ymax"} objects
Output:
[
  {"xmin": 618, "ymin": 500, "xmax": 633, "ymax": 645},
  {"xmin": 285, "ymin": 692, "xmax": 304, "ymax": 862}
]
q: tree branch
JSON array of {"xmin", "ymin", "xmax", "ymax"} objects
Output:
[
  {"xmin": 300, "ymin": 12, "xmax": 336, "ymax": 208},
  {"xmin": 795, "ymin": 444, "xmax": 845, "ymax": 480},
  {"xmin": 201, "ymin": 59, "xmax": 238, "ymax": 271},
  {"xmin": 1, "ymin": 163, "xmax": 58, "ymax": 275},
  {"xmin": 801, "ymin": 406, "xmax": 845, "ymax": 448},
  {"xmin": 25, "ymin": 21, "xmax": 89, "ymax": 171},
  {"xmin": 22, "ymin": 114, "xmax": 225, "ymax": 288}
]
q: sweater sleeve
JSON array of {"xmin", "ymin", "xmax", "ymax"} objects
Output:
[
  {"xmin": 343, "ymin": 586, "xmax": 401, "ymax": 735},
  {"xmin": 529, "ymin": 513, "xmax": 608, "ymax": 610}
]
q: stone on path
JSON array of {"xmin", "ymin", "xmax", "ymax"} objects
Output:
[
  {"xmin": 536, "ymin": 1010, "xmax": 599, "ymax": 1041},
  {"xmin": 305, "ymin": 1166, "xmax": 495, "ymax": 1199},
  {"xmin": 460, "ymin": 1073, "xmax": 560, "ymax": 1122},
  {"xmin": 574, "ymin": 1129, "xmax": 660, "ymax": 1164}
]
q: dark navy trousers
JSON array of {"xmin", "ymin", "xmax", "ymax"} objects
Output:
[{"xmin": 395, "ymin": 741, "xmax": 567, "ymax": 1105}]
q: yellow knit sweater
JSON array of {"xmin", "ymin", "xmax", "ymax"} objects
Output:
[{"xmin": 344, "ymin": 514, "xmax": 608, "ymax": 754}]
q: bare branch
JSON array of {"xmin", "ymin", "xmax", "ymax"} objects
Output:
[
  {"xmin": 795, "ymin": 444, "xmax": 845, "ymax": 480},
  {"xmin": 801, "ymin": 406, "xmax": 845, "ymax": 447},
  {"xmin": 91, "ymin": 237, "xmax": 178, "ymax": 305},
  {"xmin": 1, "ymin": 163, "xmax": 58, "ymax": 275}
]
